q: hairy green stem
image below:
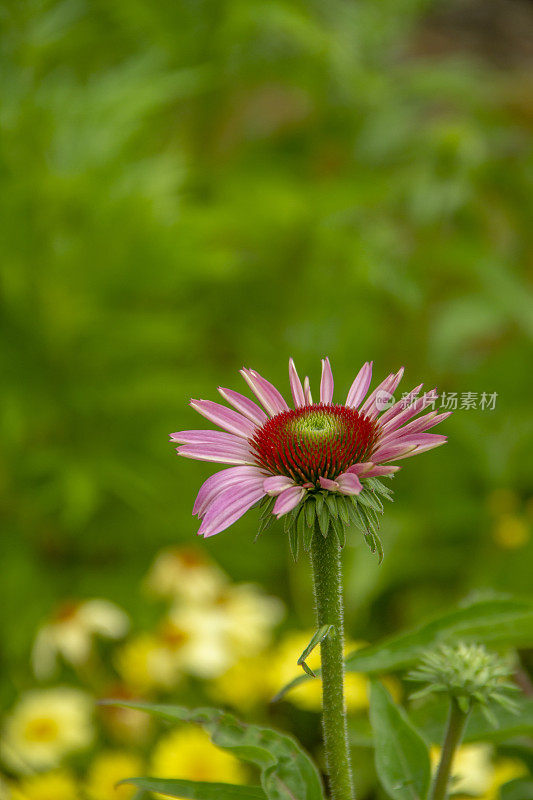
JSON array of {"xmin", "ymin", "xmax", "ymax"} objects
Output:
[
  {"xmin": 431, "ymin": 697, "xmax": 469, "ymax": 800},
  {"xmin": 310, "ymin": 525, "xmax": 355, "ymax": 800}
]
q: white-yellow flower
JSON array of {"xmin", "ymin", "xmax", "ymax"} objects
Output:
[
  {"xmin": 151, "ymin": 727, "xmax": 246, "ymax": 790},
  {"xmin": 32, "ymin": 600, "xmax": 129, "ymax": 679},
  {"xmin": 8, "ymin": 769, "xmax": 79, "ymax": 800},
  {"xmin": 1, "ymin": 689, "xmax": 93, "ymax": 774},
  {"xmin": 114, "ymin": 633, "xmax": 184, "ymax": 692},
  {"xmin": 167, "ymin": 584, "xmax": 283, "ymax": 678},
  {"xmin": 85, "ymin": 751, "xmax": 143, "ymax": 800},
  {"xmin": 144, "ymin": 547, "xmax": 227, "ymax": 603}
]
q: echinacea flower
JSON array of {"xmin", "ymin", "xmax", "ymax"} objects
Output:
[{"xmin": 171, "ymin": 359, "xmax": 450, "ymax": 539}]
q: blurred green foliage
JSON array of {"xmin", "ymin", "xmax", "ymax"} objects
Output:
[{"xmin": 1, "ymin": 0, "xmax": 533, "ymax": 704}]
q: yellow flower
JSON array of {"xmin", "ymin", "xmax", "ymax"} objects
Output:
[
  {"xmin": 144, "ymin": 547, "xmax": 227, "ymax": 603},
  {"xmin": 151, "ymin": 727, "xmax": 246, "ymax": 798},
  {"xmin": 487, "ymin": 757, "xmax": 528, "ymax": 799},
  {"xmin": 430, "ymin": 744, "xmax": 527, "ymax": 799},
  {"xmin": 166, "ymin": 584, "xmax": 283, "ymax": 679},
  {"xmin": 269, "ymin": 631, "xmax": 373, "ymax": 712},
  {"xmin": 32, "ymin": 600, "xmax": 129, "ymax": 680},
  {"xmin": 86, "ymin": 751, "xmax": 143, "ymax": 800},
  {"xmin": 493, "ymin": 514, "xmax": 530, "ymax": 549},
  {"xmin": 114, "ymin": 633, "xmax": 183, "ymax": 692},
  {"xmin": 210, "ymin": 654, "xmax": 270, "ymax": 710},
  {"xmin": 8, "ymin": 769, "xmax": 79, "ymax": 800},
  {"xmin": 1, "ymin": 689, "xmax": 93, "ymax": 774}
]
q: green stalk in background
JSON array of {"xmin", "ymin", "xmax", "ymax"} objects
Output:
[{"xmin": 430, "ymin": 697, "xmax": 469, "ymax": 800}]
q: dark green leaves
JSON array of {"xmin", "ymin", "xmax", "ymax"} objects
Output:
[
  {"xmin": 123, "ymin": 778, "xmax": 267, "ymax": 800},
  {"xmin": 500, "ymin": 779, "xmax": 533, "ymax": 800},
  {"xmin": 103, "ymin": 702, "xmax": 325, "ymax": 800},
  {"xmin": 369, "ymin": 681, "xmax": 431, "ymax": 800},
  {"xmin": 344, "ymin": 596, "xmax": 533, "ymax": 674},
  {"xmin": 280, "ymin": 478, "xmax": 394, "ymax": 561},
  {"xmin": 297, "ymin": 625, "xmax": 332, "ymax": 678}
]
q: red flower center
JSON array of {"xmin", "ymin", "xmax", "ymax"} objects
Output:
[{"xmin": 250, "ymin": 404, "xmax": 379, "ymax": 484}]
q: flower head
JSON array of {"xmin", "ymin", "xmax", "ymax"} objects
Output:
[
  {"xmin": 143, "ymin": 547, "xmax": 227, "ymax": 603},
  {"xmin": 408, "ymin": 642, "xmax": 519, "ymax": 719},
  {"xmin": 0, "ymin": 689, "xmax": 93, "ymax": 774},
  {"xmin": 86, "ymin": 751, "xmax": 143, "ymax": 800},
  {"xmin": 32, "ymin": 599, "xmax": 129, "ymax": 680},
  {"xmin": 150, "ymin": 727, "xmax": 246, "ymax": 788},
  {"xmin": 172, "ymin": 358, "xmax": 450, "ymax": 539},
  {"xmin": 8, "ymin": 769, "xmax": 79, "ymax": 800}
]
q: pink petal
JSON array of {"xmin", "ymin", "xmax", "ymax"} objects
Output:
[
  {"xmin": 346, "ymin": 462, "xmax": 374, "ymax": 476},
  {"xmin": 264, "ymin": 475, "xmax": 296, "ymax": 496},
  {"xmin": 346, "ymin": 361, "xmax": 373, "ymax": 409},
  {"xmin": 377, "ymin": 411, "xmax": 452, "ymax": 448},
  {"xmin": 320, "ymin": 357, "xmax": 334, "ymax": 404},
  {"xmin": 177, "ymin": 443, "xmax": 255, "ymax": 466},
  {"xmin": 380, "ymin": 389, "xmax": 439, "ymax": 433},
  {"xmin": 370, "ymin": 442, "xmax": 418, "ymax": 463},
  {"xmin": 359, "ymin": 371, "xmax": 396, "ymax": 417},
  {"xmin": 303, "ymin": 376, "xmax": 313, "ymax": 404},
  {"xmin": 362, "ymin": 465, "xmax": 400, "ymax": 477},
  {"xmin": 364, "ymin": 367, "xmax": 405, "ymax": 420},
  {"xmin": 288, "ymin": 358, "xmax": 305, "ymax": 407},
  {"xmin": 217, "ymin": 388, "xmax": 268, "ymax": 426},
  {"xmin": 273, "ymin": 485, "xmax": 306, "ymax": 517},
  {"xmin": 240, "ymin": 369, "xmax": 289, "ymax": 416},
  {"xmin": 190, "ymin": 399, "xmax": 257, "ymax": 438},
  {"xmin": 377, "ymin": 384, "xmax": 424, "ymax": 427},
  {"xmin": 171, "ymin": 430, "xmax": 251, "ymax": 446},
  {"xmin": 388, "ymin": 438, "xmax": 447, "ymax": 462},
  {"xmin": 402, "ymin": 433, "xmax": 447, "ymax": 447},
  {"xmin": 319, "ymin": 476, "xmax": 339, "ymax": 491},
  {"xmin": 410, "ymin": 439, "xmax": 447, "ymax": 455},
  {"xmin": 199, "ymin": 483, "xmax": 266, "ymax": 537},
  {"xmin": 193, "ymin": 466, "xmax": 265, "ymax": 517},
  {"xmin": 336, "ymin": 472, "xmax": 363, "ymax": 495}
]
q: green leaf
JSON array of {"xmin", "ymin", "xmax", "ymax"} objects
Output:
[
  {"xmin": 500, "ymin": 778, "xmax": 533, "ymax": 800},
  {"xmin": 347, "ymin": 499, "xmax": 366, "ymax": 531},
  {"xmin": 304, "ymin": 497, "xmax": 316, "ymax": 529},
  {"xmin": 337, "ymin": 497, "xmax": 351, "ymax": 526},
  {"xmin": 369, "ymin": 681, "xmax": 431, "ymax": 800},
  {"xmin": 331, "ymin": 514, "xmax": 346, "ymax": 548},
  {"xmin": 365, "ymin": 478, "xmax": 394, "ymax": 500},
  {"xmin": 325, "ymin": 494, "xmax": 338, "ymax": 519},
  {"xmin": 302, "ymin": 521, "xmax": 314, "ymax": 552},
  {"xmin": 273, "ymin": 596, "xmax": 533, "ymax": 702},
  {"xmin": 358, "ymin": 490, "xmax": 384, "ymax": 514},
  {"xmin": 363, "ymin": 530, "xmax": 384, "ymax": 563},
  {"xmin": 315, "ymin": 495, "xmax": 329, "ymax": 537},
  {"xmin": 123, "ymin": 778, "xmax": 267, "ymax": 800},
  {"xmin": 102, "ymin": 702, "xmax": 325, "ymax": 800},
  {"xmin": 351, "ymin": 695, "xmax": 533, "ymax": 749},
  {"xmin": 288, "ymin": 522, "xmax": 299, "ymax": 562},
  {"xmin": 345, "ymin": 596, "xmax": 533, "ymax": 674},
  {"xmin": 297, "ymin": 625, "xmax": 332, "ymax": 678}
]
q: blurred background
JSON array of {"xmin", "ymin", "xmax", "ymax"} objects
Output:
[{"xmin": 1, "ymin": 0, "xmax": 533, "ymax": 797}]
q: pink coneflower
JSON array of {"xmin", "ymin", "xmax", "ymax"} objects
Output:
[{"xmin": 171, "ymin": 359, "xmax": 450, "ymax": 539}]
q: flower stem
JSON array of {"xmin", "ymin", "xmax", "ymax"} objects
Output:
[
  {"xmin": 430, "ymin": 697, "xmax": 469, "ymax": 800},
  {"xmin": 310, "ymin": 525, "xmax": 355, "ymax": 800}
]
